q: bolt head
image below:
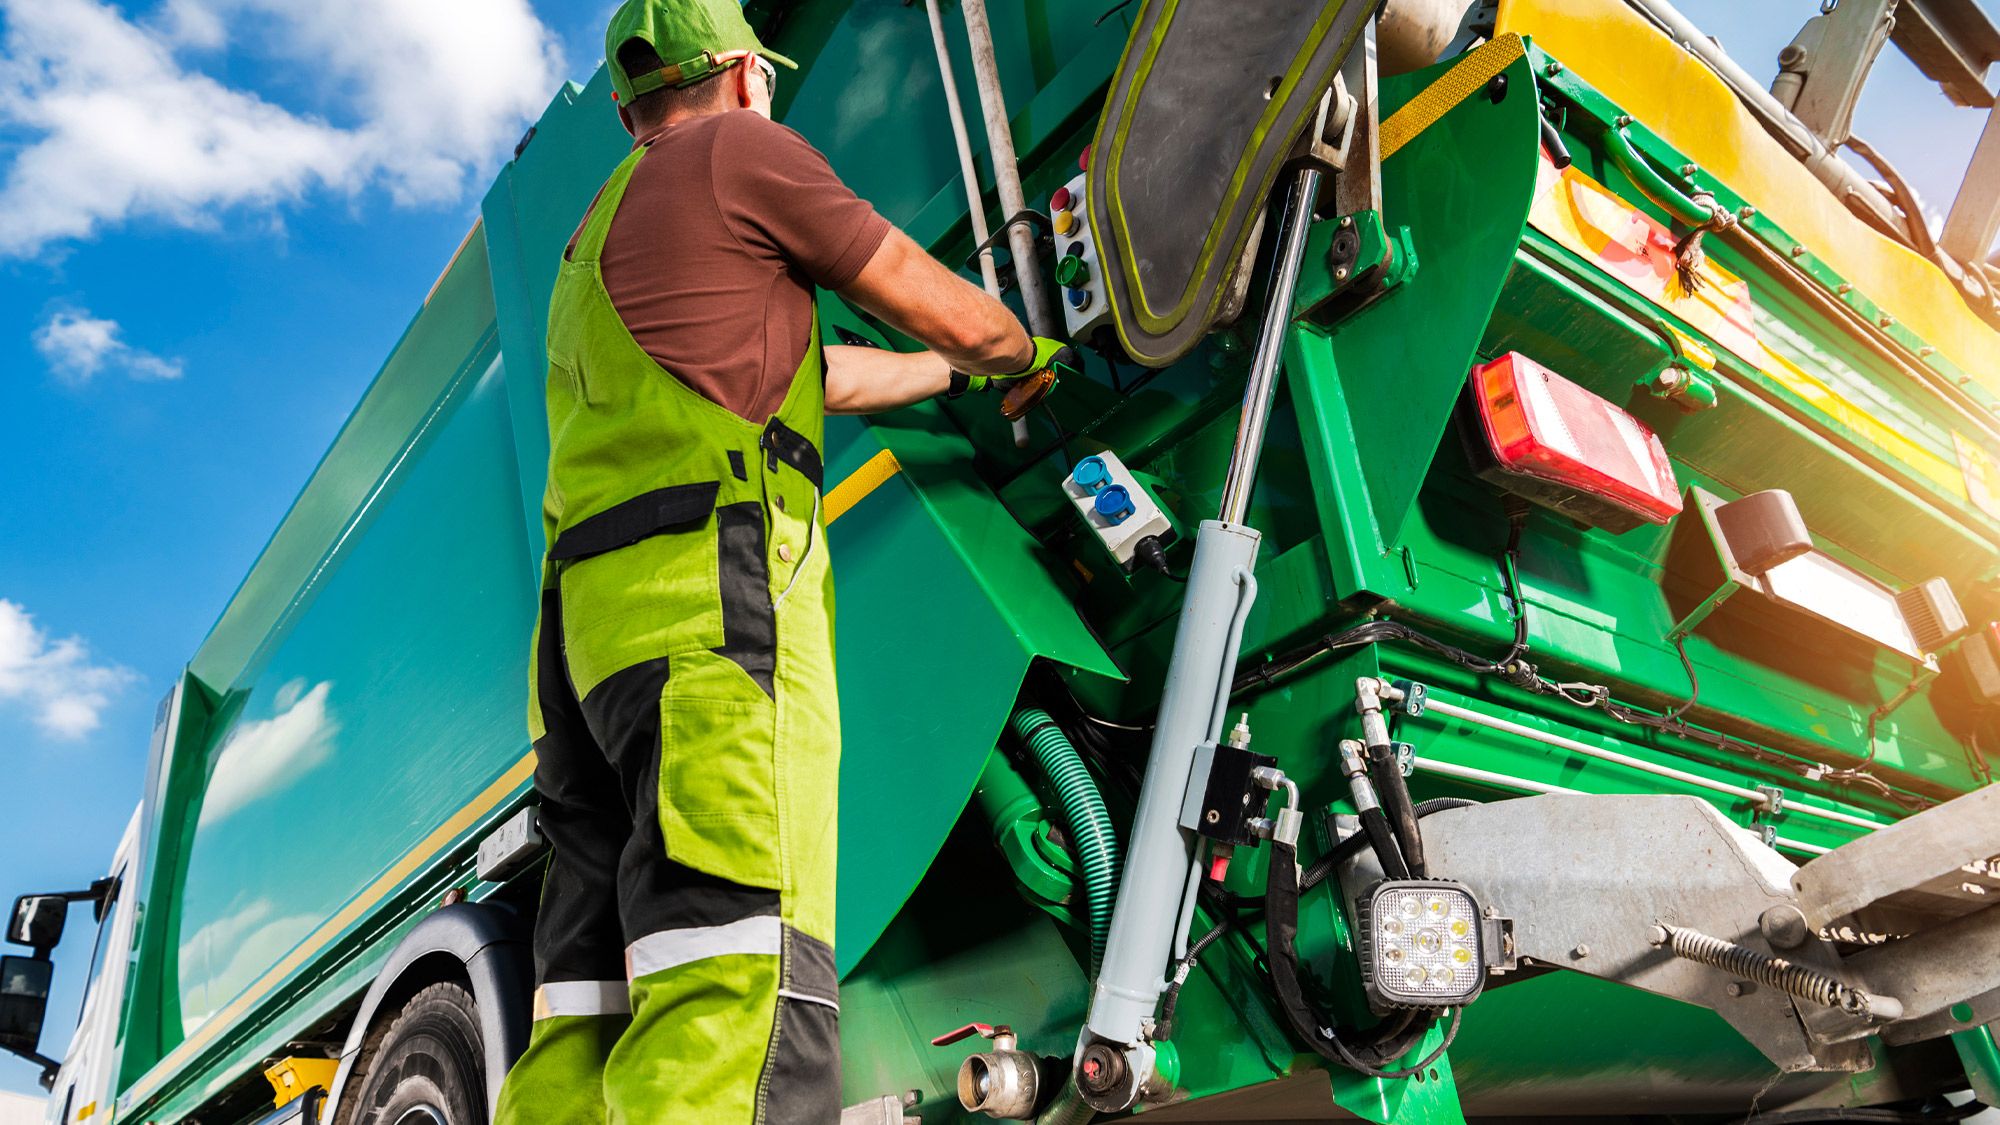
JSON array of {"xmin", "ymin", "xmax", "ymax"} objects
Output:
[
  {"xmin": 1571, "ymin": 944, "xmax": 1590, "ymax": 959},
  {"xmin": 1726, "ymin": 981, "xmax": 1746, "ymax": 998},
  {"xmin": 1878, "ymin": 314, "xmax": 1895, "ymax": 327},
  {"xmin": 1737, "ymin": 205, "xmax": 1756, "ymax": 219},
  {"xmin": 1334, "ymin": 266, "xmax": 1350, "ymax": 281},
  {"xmin": 1836, "ymin": 283, "xmax": 1852, "ymax": 294},
  {"xmin": 1760, "ymin": 904, "xmax": 1811, "ymax": 949},
  {"xmin": 1790, "ymin": 245, "xmax": 1807, "ymax": 257},
  {"xmin": 1204, "ymin": 809, "xmax": 1220, "ymax": 824}
]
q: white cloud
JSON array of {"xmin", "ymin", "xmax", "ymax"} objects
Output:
[
  {"xmin": 198, "ymin": 678, "xmax": 339, "ymax": 826},
  {"xmin": 33, "ymin": 308, "xmax": 183, "ymax": 385},
  {"xmin": 0, "ymin": 599, "xmax": 135, "ymax": 740},
  {"xmin": 0, "ymin": 0, "xmax": 563, "ymax": 257}
]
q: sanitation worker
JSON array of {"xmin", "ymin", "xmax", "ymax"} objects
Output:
[{"xmin": 494, "ymin": 0, "xmax": 1076, "ymax": 1121}]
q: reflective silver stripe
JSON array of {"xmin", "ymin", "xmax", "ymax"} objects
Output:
[
  {"xmin": 532, "ymin": 980, "xmax": 630, "ymax": 1020},
  {"xmin": 777, "ymin": 988, "xmax": 840, "ymax": 1012},
  {"xmin": 626, "ymin": 915, "xmax": 782, "ymax": 980}
]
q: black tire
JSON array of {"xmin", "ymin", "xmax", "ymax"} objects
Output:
[{"xmin": 348, "ymin": 981, "xmax": 487, "ymax": 1125}]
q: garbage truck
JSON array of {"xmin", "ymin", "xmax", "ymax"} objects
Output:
[{"xmin": 6, "ymin": 0, "xmax": 2000, "ymax": 1121}]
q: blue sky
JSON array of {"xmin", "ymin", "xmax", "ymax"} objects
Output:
[{"xmin": 0, "ymin": 0, "xmax": 1992, "ymax": 1103}]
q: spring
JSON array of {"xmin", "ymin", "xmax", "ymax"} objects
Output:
[{"xmin": 1652, "ymin": 924, "xmax": 1877, "ymax": 1018}]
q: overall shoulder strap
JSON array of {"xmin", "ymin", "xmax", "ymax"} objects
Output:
[{"xmin": 569, "ymin": 146, "xmax": 650, "ymax": 265}]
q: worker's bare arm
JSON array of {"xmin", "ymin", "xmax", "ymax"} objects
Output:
[
  {"xmin": 839, "ymin": 227, "xmax": 1034, "ymax": 376},
  {"xmin": 822, "ymin": 345, "xmax": 954, "ymax": 415}
]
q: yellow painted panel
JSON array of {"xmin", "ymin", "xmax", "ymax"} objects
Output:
[
  {"xmin": 1497, "ymin": 0, "xmax": 2000, "ymax": 397},
  {"xmin": 1528, "ymin": 155, "xmax": 1968, "ymax": 499}
]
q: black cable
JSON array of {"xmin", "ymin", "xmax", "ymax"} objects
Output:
[
  {"xmin": 1303, "ymin": 798, "xmax": 1479, "ymax": 892},
  {"xmin": 1265, "ymin": 839, "xmax": 1463, "ymax": 1078},
  {"xmin": 1733, "ymin": 1100, "xmax": 1986, "ymax": 1125},
  {"xmin": 1094, "ymin": 0, "xmax": 1135, "ymax": 25},
  {"xmin": 1156, "ymin": 916, "xmax": 1231, "ymax": 1041},
  {"xmin": 1661, "ymin": 636, "xmax": 1700, "ymax": 723},
  {"xmin": 1497, "ymin": 499, "xmax": 1532, "ymax": 668},
  {"xmin": 1041, "ymin": 402, "xmax": 1076, "ymax": 468},
  {"xmin": 1230, "ymin": 617, "xmax": 1932, "ymax": 812},
  {"xmin": 1134, "ymin": 535, "xmax": 1186, "ymax": 583}
]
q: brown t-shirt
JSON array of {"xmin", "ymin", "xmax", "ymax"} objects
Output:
[{"xmin": 593, "ymin": 110, "xmax": 891, "ymax": 423}]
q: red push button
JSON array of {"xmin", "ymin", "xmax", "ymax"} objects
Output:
[{"xmin": 1050, "ymin": 186, "xmax": 1072, "ymax": 212}]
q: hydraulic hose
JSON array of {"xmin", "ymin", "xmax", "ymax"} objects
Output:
[
  {"xmin": 1011, "ymin": 709, "xmax": 1120, "ymax": 975},
  {"xmin": 1367, "ymin": 750, "xmax": 1426, "ymax": 878},
  {"xmin": 1035, "ymin": 1082, "xmax": 1096, "ymax": 1125}
]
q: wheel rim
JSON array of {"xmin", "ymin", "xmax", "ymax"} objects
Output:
[{"xmin": 393, "ymin": 1106, "xmax": 447, "ymax": 1125}]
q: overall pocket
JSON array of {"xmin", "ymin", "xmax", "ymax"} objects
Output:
[
  {"xmin": 556, "ymin": 484, "xmax": 725, "ymax": 700},
  {"xmin": 658, "ymin": 650, "xmax": 782, "ymax": 890}
]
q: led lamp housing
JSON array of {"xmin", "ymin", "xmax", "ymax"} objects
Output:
[
  {"xmin": 1358, "ymin": 880, "xmax": 1487, "ymax": 1011},
  {"xmin": 1466, "ymin": 352, "xmax": 1683, "ymax": 533}
]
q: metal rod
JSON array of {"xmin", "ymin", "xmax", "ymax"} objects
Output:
[
  {"xmin": 924, "ymin": 0, "xmax": 1000, "ymax": 296},
  {"xmin": 1411, "ymin": 756, "xmax": 1829, "ymax": 854},
  {"xmin": 959, "ymin": 0, "xmax": 1051, "ymax": 447},
  {"xmin": 1424, "ymin": 698, "xmax": 1886, "ymax": 832},
  {"xmin": 1216, "ymin": 164, "xmax": 1321, "ymax": 526}
]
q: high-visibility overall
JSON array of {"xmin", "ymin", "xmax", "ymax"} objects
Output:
[{"xmin": 495, "ymin": 139, "xmax": 841, "ymax": 1124}]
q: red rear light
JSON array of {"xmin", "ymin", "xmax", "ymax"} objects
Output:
[{"xmin": 1468, "ymin": 352, "xmax": 1682, "ymax": 533}]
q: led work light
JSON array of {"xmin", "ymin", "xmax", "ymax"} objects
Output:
[{"xmin": 1357, "ymin": 880, "xmax": 1487, "ymax": 1010}]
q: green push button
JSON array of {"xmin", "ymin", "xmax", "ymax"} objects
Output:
[{"xmin": 1055, "ymin": 254, "xmax": 1090, "ymax": 288}]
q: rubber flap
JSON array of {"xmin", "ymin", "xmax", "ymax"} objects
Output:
[{"xmin": 1088, "ymin": 0, "xmax": 1376, "ymax": 366}]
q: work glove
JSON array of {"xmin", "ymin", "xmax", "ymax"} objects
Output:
[
  {"xmin": 944, "ymin": 336, "xmax": 1080, "ymax": 397},
  {"xmin": 1000, "ymin": 336, "xmax": 1082, "ymax": 384},
  {"xmin": 946, "ymin": 336, "xmax": 1079, "ymax": 423}
]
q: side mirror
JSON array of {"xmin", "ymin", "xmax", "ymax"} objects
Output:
[
  {"xmin": 6, "ymin": 896, "xmax": 65, "ymax": 952},
  {"xmin": 0, "ymin": 955, "xmax": 51, "ymax": 1057}
]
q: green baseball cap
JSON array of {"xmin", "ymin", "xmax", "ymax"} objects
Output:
[{"xmin": 605, "ymin": 0, "xmax": 797, "ymax": 104}]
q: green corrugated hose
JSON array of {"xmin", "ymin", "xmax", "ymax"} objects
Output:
[{"xmin": 1010, "ymin": 708, "xmax": 1119, "ymax": 975}]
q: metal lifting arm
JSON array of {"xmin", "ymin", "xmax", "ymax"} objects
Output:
[{"xmin": 1060, "ymin": 159, "xmax": 1325, "ymax": 1117}]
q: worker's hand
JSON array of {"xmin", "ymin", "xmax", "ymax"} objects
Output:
[
  {"xmin": 944, "ymin": 337, "xmax": 1079, "ymax": 397},
  {"xmin": 995, "ymin": 337, "xmax": 1076, "ymax": 421},
  {"xmin": 999, "ymin": 336, "xmax": 1081, "ymax": 384}
]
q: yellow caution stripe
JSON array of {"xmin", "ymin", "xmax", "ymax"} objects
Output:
[
  {"xmin": 1380, "ymin": 34, "xmax": 1526, "ymax": 160},
  {"xmin": 824, "ymin": 448, "xmax": 902, "ymax": 525}
]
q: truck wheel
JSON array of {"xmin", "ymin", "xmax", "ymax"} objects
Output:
[{"xmin": 348, "ymin": 981, "xmax": 487, "ymax": 1125}]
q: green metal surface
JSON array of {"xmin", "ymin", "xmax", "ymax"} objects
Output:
[
  {"xmin": 66, "ymin": 4, "xmax": 2000, "ymax": 1123},
  {"xmin": 1954, "ymin": 1024, "xmax": 2000, "ymax": 1108}
]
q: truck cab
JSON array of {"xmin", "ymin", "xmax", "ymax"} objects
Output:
[{"xmin": 1, "ymin": 815, "xmax": 136, "ymax": 1125}]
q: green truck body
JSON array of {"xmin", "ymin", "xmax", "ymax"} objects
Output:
[{"xmin": 13, "ymin": 1, "xmax": 2000, "ymax": 1122}]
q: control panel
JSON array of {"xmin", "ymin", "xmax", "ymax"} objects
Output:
[
  {"xmin": 1063, "ymin": 450, "xmax": 1174, "ymax": 572},
  {"xmin": 1050, "ymin": 153, "xmax": 1113, "ymax": 340}
]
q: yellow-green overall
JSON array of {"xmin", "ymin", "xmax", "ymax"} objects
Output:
[{"xmin": 495, "ymin": 141, "xmax": 841, "ymax": 1124}]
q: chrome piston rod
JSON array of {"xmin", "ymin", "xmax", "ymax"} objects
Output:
[
  {"xmin": 1218, "ymin": 167, "xmax": 1323, "ymax": 525},
  {"xmin": 1063, "ymin": 165, "xmax": 1323, "ymax": 1116}
]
